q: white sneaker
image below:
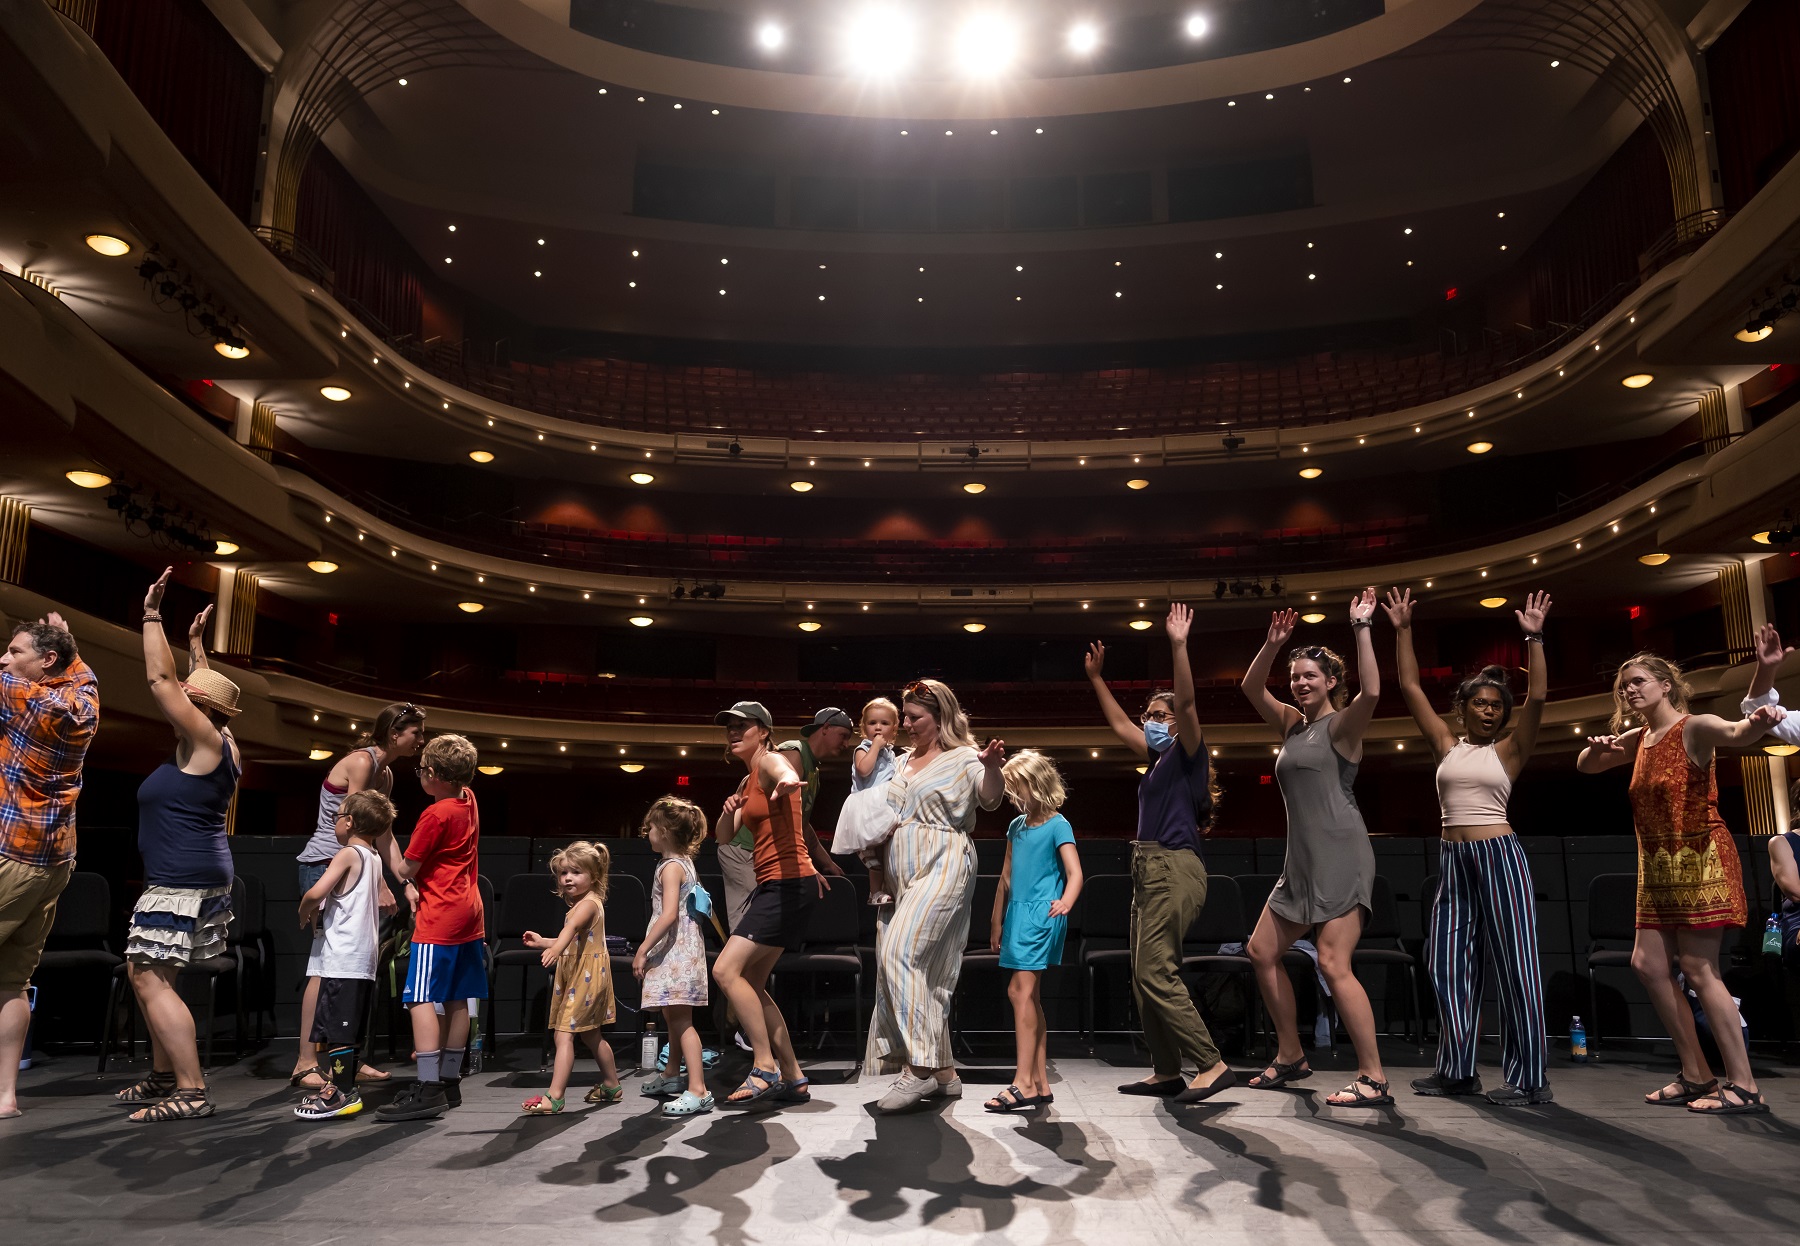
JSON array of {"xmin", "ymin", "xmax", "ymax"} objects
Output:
[
  {"xmin": 922, "ymin": 1075, "xmax": 962, "ymax": 1099},
  {"xmin": 877, "ymin": 1070, "xmax": 938, "ymax": 1113}
]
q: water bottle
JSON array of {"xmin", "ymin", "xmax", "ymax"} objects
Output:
[
  {"xmin": 640, "ymin": 1020, "xmax": 658, "ymax": 1070},
  {"xmin": 1764, "ymin": 913, "xmax": 1783, "ymax": 956},
  {"xmin": 1569, "ymin": 1016, "xmax": 1588, "ymax": 1064}
]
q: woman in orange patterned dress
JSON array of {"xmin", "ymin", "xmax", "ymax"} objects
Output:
[{"xmin": 1579, "ymin": 653, "xmax": 1785, "ymax": 1115}]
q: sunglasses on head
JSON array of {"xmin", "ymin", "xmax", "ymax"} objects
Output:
[
  {"xmin": 1291, "ymin": 646, "xmax": 1329, "ymax": 662},
  {"xmin": 901, "ymin": 680, "xmax": 938, "ymax": 706}
]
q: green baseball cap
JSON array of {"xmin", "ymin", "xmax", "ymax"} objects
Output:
[{"xmin": 714, "ymin": 700, "xmax": 773, "ymax": 730}]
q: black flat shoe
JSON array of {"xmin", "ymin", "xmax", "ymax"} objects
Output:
[
  {"xmin": 1117, "ymin": 1078, "xmax": 1184, "ymax": 1097},
  {"xmin": 1174, "ymin": 1068, "xmax": 1237, "ymax": 1104}
]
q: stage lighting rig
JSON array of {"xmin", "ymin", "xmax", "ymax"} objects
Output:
[{"xmin": 134, "ymin": 250, "xmax": 249, "ymax": 357}]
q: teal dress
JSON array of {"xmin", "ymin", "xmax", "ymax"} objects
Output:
[{"xmin": 999, "ymin": 814, "xmax": 1076, "ymax": 971}]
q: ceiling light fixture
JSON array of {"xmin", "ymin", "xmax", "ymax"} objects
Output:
[
  {"xmin": 468, "ymin": 450, "xmax": 495, "ymax": 463},
  {"xmin": 628, "ymin": 615, "xmax": 654, "ymax": 627},
  {"xmin": 790, "ymin": 481, "xmax": 814, "ymax": 493},
  {"xmin": 477, "ymin": 765, "xmax": 504, "ymax": 776},
  {"xmin": 1479, "ymin": 596, "xmax": 1507, "ymax": 608},
  {"xmin": 798, "ymin": 620, "xmax": 822, "ymax": 632},
  {"xmin": 320, "ymin": 386, "xmax": 351, "ymax": 402},
  {"xmin": 1126, "ymin": 479, "xmax": 1149, "ymax": 490},
  {"xmin": 457, "ymin": 601, "xmax": 484, "ymax": 613},
  {"xmin": 1621, "ymin": 373, "xmax": 1654, "ymax": 388},
  {"xmin": 962, "ymin": 482, "xmax": 986, "ymax": 494},
  {"xmin": 214, "ymin": 541, "xmax": 239, "ymax": 556},
  {"xmin": 1128, "ymin": 619, "xmax": 1154, "ymax": 631},
  {"xmin": 755, "ymin": 21, "xmax": 785, "ymax": 51},
  {"xmin": 843, "ymin": 6, "xmax": 916, "ymax": 76},
  {"xmin": 307, "ymin": 560, "xmax": 338, "ymax": 574},
  {"xmin": 213, "ymin": 340, "xmax": 250, "ymax": 359},
  {"xmin": 1301, "ymin": 612, "xmax": 1326, "ymax": 624},
  {"xmin": 65, "ymin": 470, "xmax": 111, "ymax": 489},
  {"xmin": 1298, "ymin": 466, "xmax": 1323, "ymax": 479},
  {"xmin": 1183, "ymin": 13, "xmax": 1209, "ymax": 38},
  {"xmin": 1467, "ymin": 441, "xmax": 1493, "ymax": 454},
  {"xmin": 1067, "ymin": 21, "xmax": 1099, "ymax": 53},
  {"xmin": 1638, "ymin": 553, "xmax": 1671, "ymax": 566},
  {"xmin": 85, "ymin": 234, "xmax": 132, "ymax": 256},
  {"xmin": 963, "ymin": 622, "xmax": 986, "ymax": 633},
  {"xmin": 630, "ymin": 472, "xmax": 655, "ymax": 484}
]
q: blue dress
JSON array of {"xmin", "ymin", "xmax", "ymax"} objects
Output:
[{"xmin": 999, "ymin": 813, "xmax": 1076, "ymax": 971}]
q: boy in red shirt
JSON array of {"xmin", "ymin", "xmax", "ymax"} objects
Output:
[{"xmin": 375, "ymin": 733, "xmax": 487, "ymax": 1121}]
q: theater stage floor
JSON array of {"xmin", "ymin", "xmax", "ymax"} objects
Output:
[{"xmin": 3, "ymin": 1045, "xmax": 1799, "ymax": 1245}]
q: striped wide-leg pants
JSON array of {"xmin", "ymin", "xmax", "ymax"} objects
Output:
[
  {"xmin": 865, "ymin": 821, "xmax": 976, "ymax": 1072},
  {"xmin": 1429, "ymin": 834, "xmax": 1548, "ymax": 1090}
]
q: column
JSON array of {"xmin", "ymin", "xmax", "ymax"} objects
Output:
[
  {"xmin": 0, "ymin": 497, "xmax": 27, "ymax": 583},
  {"xmin": 212, "ymin": 567, "xmax": 260, "ymax": 657},
  {"xmin": 1720, "ymin": 557, "xmax": 1788, "ymax": 835}
]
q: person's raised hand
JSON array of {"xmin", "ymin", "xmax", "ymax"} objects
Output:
[
  {"xmin": 1267, "ymin": 609, "xmax": 1298, "ymax": 647},
  {"xmin": 1755, "ymin": 622, "xmax": 1792, "ymax": 670},
  {"xmin": 1749, "ymin": 703, "xmax": 1787, "ymax": 732},
  {"xmin": 1165, "ymin": 603, "xmax": 1192, "ymax": 646},
  {"xmin": 188, "ymin": 604, "xmax": 213, "ymax": 643},
  {"xmin": 522, "ymin": 930, "xmax": 543, "ymax": 949},
  {"xmin": 771, "ymin": 774, "xmax": 803, "ymax": 800},
  {"xmin": 144, "ymin": 567, "xmax": 173, "ymax": 614},
  {"xmin": 978, "ymin": 737, "xmax": 1006, "ymax": 770},
  {"xmin": 1516, "ymin": 590, "xmax": 1552, "ymax": 635},
  {"xmin": 1084, "ymin": 641, "xmax": 1106, "ymax": 680},
  {"xmin": 1585, "ymin": 735, "xmax": 1626, "ymax": 758},
  {"xmin": 1349, "ymin": 587, "xmax": 1378, "ymax": 625},
  {"xmin": 1381, "ymin": 588, "xmax": 1414, "ymax": 630},
  {"xmin": 39, "ymin": 611, "xmax": 68, "ymax": 631}
]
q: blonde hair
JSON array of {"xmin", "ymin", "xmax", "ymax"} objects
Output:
[
  {"xmin": 420, "ymin": 733, "xmax": 478, "ymax": 786},
  {"xmin": 902, "ymin": 679, "xmax": 979, "ymax": 750},
  {"xmin": 339, "ymin": 789, "xmax": 395, "ymax": 839},
  {"xmin": 860, "ymin": 696, "xmax": 899, "ymax": 728},
  {"xmin": 1002, "ymin": 749, "xmax": 1067, "ymax": 814},
  {"xmin": 642, "ymin": 796, "xmax": 707, "ymax": 857},
  {"xmin": 548, "ymin": 840, "xmax": 610, "ymax": 903},
  {"xmin": 1610, "ymin": 652, "xmax": 1692, "ymax": 734}
]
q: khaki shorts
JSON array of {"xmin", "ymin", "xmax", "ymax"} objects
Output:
[{"xmin": 0, "ymin": 858, "xmax": 73, "ymax": 993}]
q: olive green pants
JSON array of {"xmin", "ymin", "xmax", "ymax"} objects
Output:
[{"xmin": 1130, "ymin": 843, "xmax": 1221, "ymax": 1078}]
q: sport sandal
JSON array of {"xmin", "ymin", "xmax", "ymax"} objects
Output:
[
  {"xmin": 1249, "ymin": 1060, "xmax": 1313, "ymax": 1090},
  {"xmin": 1646, "ymin": 1075, "xmax": 1717, "ymax": 1106},
  {"xmin": 1688, "ymin": 1082, "xmax": 1769, "ymax": 1115},
  {"xmin": 1326, "ymin": 1075, "xmax": 1394, "ymax": 1107},
  {"xmin": 721, "ymin": 1068, "xmax": 785, "ymax": 1109}
]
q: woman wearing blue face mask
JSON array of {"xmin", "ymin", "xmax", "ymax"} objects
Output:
[{"xmin": 1086, "ymin": 604, "xmax": 1232, "ymax": 1103}]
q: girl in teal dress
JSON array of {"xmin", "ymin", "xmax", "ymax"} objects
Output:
[{"xmin": 985, "ymin": 750, "xmax": 1084, "ymax": 1112}]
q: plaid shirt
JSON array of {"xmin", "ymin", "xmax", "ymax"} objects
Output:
[{"xmin": 0, "ymin": 657, "xmax": 99, "ymax": 868}]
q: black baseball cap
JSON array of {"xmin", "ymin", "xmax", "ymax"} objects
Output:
[{"xmin": 800, "ymin": 706, "xmax": 855, "ymax": 737}]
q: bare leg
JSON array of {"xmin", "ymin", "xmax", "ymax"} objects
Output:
[
  {"xmin": 0, "ymin": 991, "xmax": 29, "ymax": 1117},
  {"xmin": 1247, "ymin": 904, "xmax": 1312, "ymax": 1073},
  {"xmin": 665, "ymin": 1006, "xmax": 704, "ymax": 1095},
  {"xmin": 714, "ymin": 937, "xmax": 790, "ymax": 1097},
  {"xmin": 1033, "ymin": 976, "xmax": 1049, "ymax": 1094},
  {"xmin": 293, "ymin": 975, "xmax": 321, "ymax": 1078},
  {"xmin": 1631, "ymin": 927, "xmax": 1713, "ymax": 1096},
  {"xmin": 408, "ymin": 1001, "xmax": 443, "ymax": 1058},
  {"xmin": 1315, "ymin": 909, "xmax": 1388, "ymax": 1103},
  {"xmin": 127, "ymin": 965, "xmax": 203, "ymax": 1120},
  {"xmin": 544, "ymin": 1030, "xmax": 576, "ymax": 1102},
  {"xmin": 1676, "ymin": 929, "xmax": 1757, "ymax": 1103},
  {"xmin": 998, "ymin": 971, "xmax": 1043, "ymax": 1099},
  {"xmin": 441, "ymin": 1000, "xmax": 471, "ymax": 1054}
]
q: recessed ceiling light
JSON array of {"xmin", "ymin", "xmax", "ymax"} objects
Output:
[
  {"xmin": 307, "ymin": 560, "xmax": 338, "ymax": 574},
  {"xmin": 1467, "ymin": 441, "xmax": 1493, "ymax": 454},
  {"xmin": 756, "ymin": 21, "xmax": 785, "ymax": 50},
  {"xmin": 1067, "ymin": 21, "xmax": 1100, "ymax": 53},
  {"xmin": 457, "ymin": 601, "xmax": 484, "ymax": 613},
  {"xmin": 1736, "ymin": 324, "xmax": 1774, "ymax": 342},
  {"xmin": 798, "ymin": 620, "xmax": 822, "ymax": 632},
  {"xmin": 1639, "ymin": 553, "xmax": 1671, "ymax": 565},
  {"xmin": 468, "ymin": 450, "xmax": 495, "ymax": 463},
  {"xmin": 963, "ymin": 622, "xmax": 986, "ymax": 633},
  {"xmin": 628, "ymin": 616, "xmax": 654, "ymax": 627},
  {"xmin": 962, "ymin": 482, "xmax": 986, "ymax": 494},
  {"xmin": 619, "ymin": 763, "xmax": 645, "ymax": 773},
  {"xmin": 64, "ymin": 470, "xmax": 111, "ymax": 489},
  {"xmin": 1128, "ymin": 619, "xmax": 1154, "ymax": 631},
  {"xmin": 320, "ymin": 386, "xmax": 351, "ymax": 401},
  {"xmin": 1184, "ymin": 14, "xmax": 1208, "ymax": 37},
  {"xmin": 1301, "ymin": 612, "xmax": 1326, "ymax": 623},
  {"xmin": 213, "ymin": 540, "xmax": 239, "ymax": 556},
  {"xmin": 1621, "ymin": 373, "xmax": 1654, "ymax": 388},
  {"xmin": 477, "ymin": 765, "xmax": 504, "ymax": 776},
  {"xmin": 309, "ymin": 748, "xmax": 333, "ymax": 761},
  {"xmin": 630, "ymin": 472, "xmax": 655, "ymax": 485},
  {"xmin": 791, "ymin": 481, "xmax": 813, "ymax": 493},
  {"xmin": 1298, "ymin": 466, "xmax": 1323, "ymax": 479},
  {"xmin": 1126, "ymin": 478, "xmax": 1149, "ymax": 490},
  {"xmin": 84, "ymin": 234, "xmax": 131, "ymax": 256},
  {"xmin": 1753, "ymin": 530, "xmax": 1773, "ymax": 545},
  {"xmin": 1479, "ymin": 597, "xmax": 1507, "ymax": 608}
]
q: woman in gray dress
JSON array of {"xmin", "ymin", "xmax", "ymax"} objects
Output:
[{"xmin": 1239, "ymin": 589, "xmax": 1390, "ymax": 1106}]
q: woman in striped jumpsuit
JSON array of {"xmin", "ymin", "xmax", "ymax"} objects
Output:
[
  {"xmin": 866, "ymin": 679, "xmax": 1006, "ymax": 1113},
  {"xmin": 1383, "ymin": 588, "xmax": 1552, "ymax": 1106}
]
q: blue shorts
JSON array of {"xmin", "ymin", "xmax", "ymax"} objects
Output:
[{"xmin": 401, "ymin": 939, "xmax": 488, "ymax": 1005}]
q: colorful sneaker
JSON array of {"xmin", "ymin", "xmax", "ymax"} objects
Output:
[{"xmin": 295, "ymin": 1087, "xmax": 364, "ymax": 1120}]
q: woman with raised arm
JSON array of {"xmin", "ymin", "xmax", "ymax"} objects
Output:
[
  {"xmin": 1578, "ymin": 654, "xmax": 1784, "ymax": 1114},
  {"xmin": 1384, "ymin": 588, "xmax": 1552, "ymax": 1106},
  {"xmin": 865, "ymin": 679, "xmax": 1006, "ymax": 1113},
  {"xmin": 1086, "ymin": 604, "xmax": 1233, "ymax": 1103},
  {"xmin": 115, "ymin": 569, "xmax": 243, "ymax": 1122},
  {"xmin": 1239, "ymin": 589, "xmax": 1390, "ymax": 1107}
]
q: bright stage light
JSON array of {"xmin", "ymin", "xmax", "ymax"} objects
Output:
[
  {"xmin": 842, "ymin": 7, "xmax": 917, "ymax": 77},
  {"xmin": 1067, "ymin": 21, "xmax": 1100, "ymax": 54},
  {"xmin": 1184, "ymin": 13, "xmax": 1209, "ymax": 38},
  {"xmin": 755, "ymin": 21, "xmax": 785, "ymax": 51},
  {"xmin": 954, "ymin": 13, "xmax": 1020, "ymax": 77}
]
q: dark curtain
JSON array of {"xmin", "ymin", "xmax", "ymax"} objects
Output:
[
  {"xmin": 1707, "ymin": 0, "xmax": 1800, "ymax": 212},
  {"xmin": 295, "ymin": 146, "xmax": 427, "ymax": 341},
  {"xmin": 1520, "ymin": 118, "xmax": 1674, "ymax": 329},
  {"xmin": 90, "ymin": 0, "xmax": 265, "ymax": 222}
]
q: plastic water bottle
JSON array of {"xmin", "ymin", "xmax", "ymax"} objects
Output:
[
  {"xmin": 1570, "ymin": 1016, "xmax": 1588, "ymax": 1064},
  {"xmin": 1765, "ymin": 913, "xmax": 1783, "ymax": 956},
  {"xmin": 640, "ymin": 1020, "xmax": 658, "ymax": 1070}
]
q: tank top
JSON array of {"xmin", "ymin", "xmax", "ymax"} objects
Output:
[
  {"xmin": 1273, "ymin": 717, "xmax": 1365, "ymax": 834},
  {"xmin": 743, "ymin": 760, "xmax": 816, "ymax": 884},
  {"xmin": 137, "ymin": 729, "xmax": 239, "ymax": 889},
  {"xmin": 298, "ymin": 747, "xmax": 391, "ymax": 863},
  {"xmin": 306, "ymin": 844, "xmax": 380, "ymax": 980},
  {"xmin": 1435, "ymin": 740, "xmax": 1513, "ymax": 828}
]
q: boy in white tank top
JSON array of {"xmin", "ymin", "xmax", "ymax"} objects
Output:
[{"xmin": 295, "ymin": 789, "xmax": 394, "ymax": 1120}]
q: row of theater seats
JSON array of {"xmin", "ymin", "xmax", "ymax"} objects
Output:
[
  {"xmin": 405, "ymin": 338, "xmax": 1543, "ymax": 441},
  {"xmin": 516, "ymin": 517, "xmax": 1432, "ymax": 582}
]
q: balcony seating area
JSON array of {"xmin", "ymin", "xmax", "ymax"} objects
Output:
[
  {"xmin": 419, "ymin": 339, "xmax": 1545, "ymax": 441},
  {"xmin": 518, "ymin": 515, "xmax": 1433, "ymax": 582}
]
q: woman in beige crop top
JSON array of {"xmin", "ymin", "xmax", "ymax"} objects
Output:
[{"xmin": 1384, "ymin": 588, "xmax": 1553, "ymax": 1106}]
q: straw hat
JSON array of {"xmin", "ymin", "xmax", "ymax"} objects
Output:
[{"xmin": 182, "ymin": 668, "xmax": 242, "ymax": 717}]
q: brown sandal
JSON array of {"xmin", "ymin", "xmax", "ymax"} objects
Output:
[
  {"xmin": 1687, "ymin": 1082, "xmax": 1769, "ymax": 1115},
  {"xmin": 1326, "ymin": 1075, "xmax": 1394, "ymax": 1107},
  {"xmin": 115, "ymin": 1070, "xmax": 177, "ymax": 1105},
  {"xmin": 129, "ymin": 1087, "xmax": 213, "ymax": 1122},
  {"xmin": 1646, "ymin": 1075, "xmax": 1717, "ymax": 1106}
]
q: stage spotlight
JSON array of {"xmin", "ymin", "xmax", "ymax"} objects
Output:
[
  {"xmin": 1736, "ymin": 318, "xmax": 1773, "ymax": 343},
  {"xmin": 843, "ymin": 6, "xmax": 916, "ymax": 77},
  {"xmin": 755, "ymin": 21, "xmax": 785, "ymax": 51},
  {"xmin": 1067, "ymin": 21, "xmax": 1099, "ymax": 54},
  {"xmin": 1183, "ymin": 13, "xmax": 1209, "ymax": 38},
  {"xmin": 954, "ymin": 13, "xmax": 1019, "ymax": 77}
]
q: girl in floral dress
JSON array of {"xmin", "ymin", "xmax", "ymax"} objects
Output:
[
  {"xmin": 635, "ymin": 798, "xmax": 715, "ymax": 1117},
  {"xmin": 520, "ymin": 841, "xmax": 621, "ymax": 1113}
]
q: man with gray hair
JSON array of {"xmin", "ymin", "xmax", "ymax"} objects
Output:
[{"xmin": 0, "ymin": 612, "xmax": 99, "ymax": 1119}]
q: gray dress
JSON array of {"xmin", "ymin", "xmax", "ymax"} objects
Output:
[{"xmin": 1268, "ymin": 716, "xmax": 1376, "ymax": 925}]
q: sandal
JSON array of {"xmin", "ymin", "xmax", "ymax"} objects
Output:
[
  {"xmin": 1688, "ymin": 1082, "xmax": 1769, "ymax": 1115},
  {"xmin": 288, "ymin": 1067, "xmax": 325, "ymax": 1091},
  {"xmin": 663, "ymin": 1090, "xmax": 715, "ymax": 1117},
  {"xmin": 520, "ymin": 1095, "xmax": 565, "ymax": 1115},
  {"xmin": 1646, "ymin": 1075, "xmax": 1717, "ymax": 1106},
  {"xmin": 115, "ymin": 1070, "xmax": 177, "ymax": 1105},
  {"xmin": 720, "ymin": 1067, "xmax": 785, "ymax": 1110},
  {"xmin": 586, "ymin": 1083, "xmax": 624, "ymax": 1105},
  {"xmin": 984, "ymin": 1085, "xmax": 1047, "ymax": 1113},
  {"xmin": 129, "ymin": 1087, "xmax": 212, "ymax": 1122},
  {"xmin": 774, "ymin": 1077, "xmax": 812, "ymax": 1104},
  {"xmin": 1326, "ymin": 1075, "xmax": 1394, "ymax": 1107},
  {"xmin": 1248, "ymin": 1059, "xmax": 1313, "ymax": 1090}
]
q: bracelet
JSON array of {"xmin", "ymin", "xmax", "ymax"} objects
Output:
[
  {"xmin": 141, "ymin": 612, "xmax": 163, "ymax": 623},
  {"xmin": 1351, "ymin": 619, "xmax": 1372, "ymax": 630},
  {"xmin": 1523, "ymin": 632, "xmax": 1544, "ymax": 644}
]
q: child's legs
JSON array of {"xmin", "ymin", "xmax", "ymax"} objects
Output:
[
  {"xmin": 546, "ymin": 1030, "xmax": 577, "ymax": 1099},
  {"xmin": 664, "ymin": 1006, "xmax": 705, "ymax": 1093},
  {"xmin": 408, "ymin": 1002, "xmax": 443, "ymax": 1057},
  {"xmin": 441, "ymin": 1000, "xmax": 471, "ymax": 1053},
  {"xmin": 579, "ymin": 1027, "xmax": 619, "ymax": 1084},
  {"xmin": 1006, "ymin": 970, "xmax": 1043, "ymax": 1094},
  {"xmin": 295, "ymin": 975, "xmax": 322, "ymax": 1072}
]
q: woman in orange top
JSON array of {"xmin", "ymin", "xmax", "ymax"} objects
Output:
[
  {"xmin": 711, "ymin": 700, "xmax": 820, "ymax": 1110},
  {"xmin": 1579, "ymin": 653, "xmax": 1784, "ymax": 1114}
]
